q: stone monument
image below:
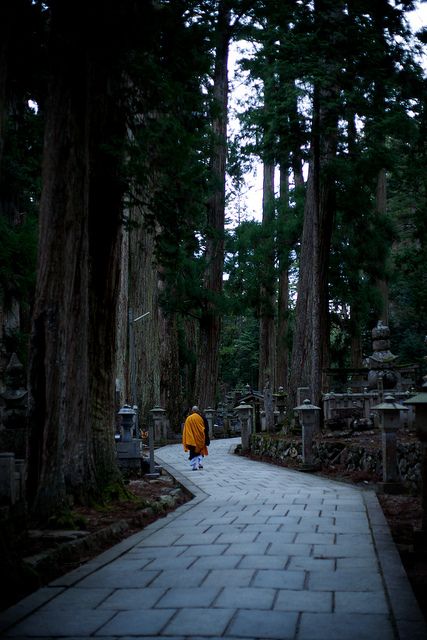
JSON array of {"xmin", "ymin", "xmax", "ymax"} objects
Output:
[{"xmin": 367, "ymin": 320, "xmax": 399, "ymax": 390}]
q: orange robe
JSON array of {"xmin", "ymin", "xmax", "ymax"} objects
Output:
[{"xmin": 182, "ymin": 412, "xmax": 208, "ymax": 456}]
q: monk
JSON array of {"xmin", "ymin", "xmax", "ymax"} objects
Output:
[{"xmin": 182, "ymin": 405, "xmax": 209, "ymax": 470}]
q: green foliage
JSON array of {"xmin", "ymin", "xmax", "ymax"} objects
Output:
[
  {"xmin": 47, "ymin": 508, "xmax": 87, "ymax": 531},
  {"xmin": 0, "ymin": 214, "xmax": 38, "ymax": 306},
  {"xmin": 2, "ymin": 0, "xmax": 427, "ymax": 410},
  {"xmin": 219, "ymin": 315, "xmax": 259, "ymax": 389},
  {"xmin": 120, "ymin": 2, "xmax": 216, "ymax": 321},
  {"xmin": 100, "ymin": 481, "xmax": 133, "ymax": 503},
  {"xmin": 231, "ymin": 0, "xmax": 427, "ymax": 380},
  {"xmin": 224, "ymin": 220, "xmax": 265, "ymax": 314},
  {"xmin": 1, "ymin": 104, "xmax": 43, "ymax": 214},
  {"xmin": 0, "ymin": 99, "xmax": 42, "ymax": 364}
]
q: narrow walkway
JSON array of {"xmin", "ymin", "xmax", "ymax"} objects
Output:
[{"xmin": 1, "ymin": 438, "xmax": 426, "ymax": 639}]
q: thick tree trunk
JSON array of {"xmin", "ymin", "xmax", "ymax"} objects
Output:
[
  {"xmin": 289, "ymin": 122, "xmax": 337, "ymax": 406},
  {"xmin": 258, "ymin": 161, "xmax": 276, "ymax": 396},
  {"xmin": 276, "ymin": 167, "xmax": 290, "ymax": 391},
  {"xmin": 276, "ymin": 71, "xmax": 305, "ymax": 392},
  {"xmin": 27, "ymin": 2, "xmax": 124, "ymax": 516},
  {"xmin": 27, "ymin": 18, "xmax": 93, "ymax": 513},
  {"xmin": 195, "ymin": 3, "xmax": 229, "ymax": 410},
  {"xmin": 288, "ymin": 168, "xmax": 316, "ymax": 405},
  {"xmin": 125, "ymin": 211, "xmax": 183, "ymax": 432},
  {"xmin": 87, "ymin": 58, "xmax": 125, "ymax": 484},
  {"xmin": 127, "ymin": 211, "xmax": 158, "ymax": 420},
  {"xmin": 289, "ymin": 81, "xmax": 305, "ymax": 191},
  {"xmin": 115, "ymin": 221, "xmax": 129, "ymax": 410},
  {"xmin": 376, "ymin": 168, "xmax": 389, "ymax": 324},
  {"xmin": 289, "ymin": 2, "xmax": 342, "ymax": 407},
  {"xmin": 371, "ymin": 8, "xmax": 389, "ymax": 325},
  {"xmin": 346, "ymin": 111, "xmax": 364, "ymax": 367}
]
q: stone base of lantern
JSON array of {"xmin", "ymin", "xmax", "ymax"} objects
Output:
[
  {"xmin": 377, "ymin": 480, "xmax": 403, "ymax": 495},
  {"xmin": 116, "ymin": 440, "xmax": 142, "ymax": 458}
]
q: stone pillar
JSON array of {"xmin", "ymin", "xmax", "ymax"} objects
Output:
[
  {"xmin": 0, "ymin": 453, "xmax": 16, "ymax": 504},
  {"xmin": 148, "ymin": 406, "xmax": 164, "ymax": 478},
  {"xmin": 150, "ymin": 405, "xmax": 166, "ymax": 442},
  {"xmin": 363, "ymin": 388, "xmax": 371, "ymax": 421},
  {"xmin": 235, "ymin": 403, "xmax": 252, "ymax": 452},
  {"xmin": 264, "ymin": 384, "xmax": 274, "ymax": 432},
  {"xmin": 14, "ymin": 459, "xmax": 26, "ymax": 502},
  {"xmin": 377, "ymin": 373, "xmax": 384, "ymax": 403},
  {"xmin": 273, "ymin": 388, "xmax": 287, "ymax": 431},
  {"xmin": 205, "ymin": 408, "xmax": 215, "ymax": 440},
  {"xmin": 373, "ymin": 395, "xmax": 407, "ymax": 494},
  {"xmin": 293, "ymin": 399, "xmax": 320, "ymax": 471},
  {"xmin": 404, "ymin": 389, "xmax": 427, "ymax": 548}
]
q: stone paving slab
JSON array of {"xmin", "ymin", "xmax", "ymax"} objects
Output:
[
  {"xmin": 298, "ymin": 612, "xmax": 395, "ymax": 640},
  {"xmin": 0, "ymin": 437, "xmax": 426, "ymax": 639}
]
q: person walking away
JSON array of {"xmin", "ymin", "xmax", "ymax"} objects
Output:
[
  {"xmin": 182, "ymin": 406, "xmax": 209, "ymax": 470},
  {"xmin": 196, "ymin": 408, "xmax": 210, "ymax": 468}
]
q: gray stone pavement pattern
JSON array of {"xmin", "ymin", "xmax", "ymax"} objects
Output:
[{"xmin": 1, "ymin": 437, "xmax": 426, "ymax": 640}]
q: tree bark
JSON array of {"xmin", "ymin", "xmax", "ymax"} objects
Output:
[
  {"xmin": 123, "ymin": 204, "xmax": 184, "ymax": 433},
  {"xmin": 276, "ymin": 70, "xmax": 305, "ymax": 392},
  {"xmin": 376, "ymin": 167, "xmax": 389, "ymax": 324},
  {"xmin": 195, "ymin": 2, "xmax": 229, "ymax": 410},
  {"xmin": 27, "ymin": 2, "xmax": 125, "ymax": 516},
  {"xmin": 289, "ymin": 1, "xmax": 342, "ymax": 407},
  {"xmin": 258, "ymin": 160, "xmax": 276, "ymax": 396},
  {"xmin": 87, "ymin": 55, "xmax": 125, "ymax": 484},
  {"xmin": 276, "ymin": 166, "xmax": 290, "ymax": 391},
  {"xmin": 288, "ymin": 166, "xmax": 316, "ymax": 406},
  {"xmin": 27, "ymin": 9, "xmax": 93, "ymax": 513},
  {"xmin": 127, "ymin": 211, "xmax": 158, "ymax": 420}
]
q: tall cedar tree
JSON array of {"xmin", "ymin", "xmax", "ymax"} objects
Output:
[
  {"xmin": 326, "ymin": 0, "xmax": 421, "ymax": 369},
  {"xmin": 195, "ymin": 1, "xmax": 230, "ymax": 410},
  {"xmin": 122, "ymin": 2, "xmax": 212, "ymax": 427},
  {"xmin": 286, "ymin": 1, "xmax": 341, "ymax": 406},
  {"xmin": 258, "ymin": 45, "xmax": 277, "ymax": 400},
  {"xmin": 27, "ymin": 0, "xmax": 142, "ymax": 517},
  {"xmin": 232, "ymin": 1, "xmax": 308, "ymax": 398}
]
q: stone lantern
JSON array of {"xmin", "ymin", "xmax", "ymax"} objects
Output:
[
  {"xmin": 116, "ymin": 405, "xmax": 143, "ymax": 472},
  {"xmin": 293, "ymin": 399, "xmax": 320, "ymax": 470},
  {"xmin": 235, "ymin": 403, "xmax": 252, "ymax": 452},
  {"xmin": 204, "ymin": 407, "xmax": 215, "ymax": 440},
  {"xmin": 273, "ymin": 387, "xmax": 287, "ymax": 430},
  {"xmin": 372, "ymin": 394, "xmax": 407, "ymax": 493},
  {"xmin": 404, "ymin": 386, "xmax": 427, "ymax": 548},
  {"xmin": 148, "ymin": 405, "xmax": 165, "ymax": 478},
  {"xmin": 118, "ymin": 404, "xmax": 136, "ymax": 443},
  {"xmin": 403, "ymin": 391, "xmax": 427, "ymax": 441},
  {"xmin": 150, "ymin": 405, "xmax": 166, "ymax": 442}
]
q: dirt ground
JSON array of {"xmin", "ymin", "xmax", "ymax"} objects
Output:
[
  {"xmin": 0, "ymin": 472, "xmax": 191, "ymax": 612},
  {"xmin": 1, "ymin": 443, "xmax": 426, "ymax": 625}
]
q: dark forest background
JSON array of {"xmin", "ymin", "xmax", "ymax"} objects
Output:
[{"xmin": 1, "ymin": 0, "xmax": 426, "ymax": 517}]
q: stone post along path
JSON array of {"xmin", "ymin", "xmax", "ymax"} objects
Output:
[{"xmin": 0, "ymin": 438, "xmax": 426, "ymax": 639}]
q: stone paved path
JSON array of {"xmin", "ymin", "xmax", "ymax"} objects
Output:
[{"xmin": 0, "ymin": 438, "xmax": 426, "ymax": 639}]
